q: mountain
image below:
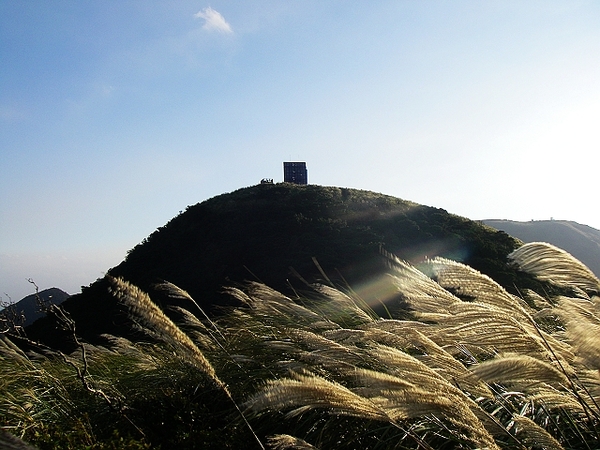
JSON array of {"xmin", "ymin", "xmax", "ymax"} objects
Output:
[
  {"xmin": 26, "ymin": 184, "xmax": 547, "ymax": 346},
  {"xmin": 15, "ymin": 184, "xmax": 599, "ymax": 449},
  {"xmin": 1, "ymin": 287, "xmax": 70, "ymax": 328},
  {"xmin": 483, "ymin": 219, "xmax": 600, "ymax": 277}
]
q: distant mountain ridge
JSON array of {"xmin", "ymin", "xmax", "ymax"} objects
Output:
[
  {"xmin": 483, "ymin": 219, "xmax": 600, "ymax": 278},
  {"xmin": 1, "ymin": 287, "xmax": 70, "ymax": 328}
]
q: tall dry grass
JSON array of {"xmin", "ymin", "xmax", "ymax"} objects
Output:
[
  {"xmin": 107, "ymin": 276, "xmax": 225, "ymax": 390},
  {"xmin": 237, "ymin": 244, "xmax": 600, "ymax": 448},
  {"xmin": 4, "ymin": 241, "xmax": 600, "ymax": 448},
  {"xmin": 509, "ymin": 242, "xmax": 600, "ymax": 293}
]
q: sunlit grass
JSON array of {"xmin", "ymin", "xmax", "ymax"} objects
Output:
[{"xmin": 2, "ymin": 242, "xmax": 600, "ymax": 448}]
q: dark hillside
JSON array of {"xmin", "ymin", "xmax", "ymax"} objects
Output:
[
  {"xmin": 1, "ymin": 288, "xmax": 70, "ymax": 328},
  {"xmin": 109, "ymin": 184, "xmax": 523, "ymax": 307},
  {"xmin": 27, "ymin": 184, "xmax": 535, "ymax": 345}
]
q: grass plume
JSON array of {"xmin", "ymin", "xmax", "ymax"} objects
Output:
[
  {"xmin": 107, "ymin": 276, "xmax": 224, "ymax": 390},
  {"xmin": 509, "ymin": 242, "xmax": 600, "ymax": 293}
]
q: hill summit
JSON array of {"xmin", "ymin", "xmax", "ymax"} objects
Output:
[{"xmin": 28, "ymin": 183, "xmax": 534, "ymax": 343}]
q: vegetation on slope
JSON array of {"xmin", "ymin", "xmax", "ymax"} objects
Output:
[
  {"xmin": 26, "ymin": 183, "xmax": 548, "ymax": 347},
  {"xmin": 111, "ymin": 183, "xmax": 523, "ymax": 303},
  {"xmin": 3, "ymin": 242, "xmax": 600, "ymax": 449}
]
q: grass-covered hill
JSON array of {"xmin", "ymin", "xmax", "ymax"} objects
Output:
[
  {"xmin": 7, "ymin": 183, "xmax": 600, "ymax": 449},
  {"xmin": 110, "ymin": 183, "xmax": 528, "ymax": 305},
  {"xmin": 28, "ymin": 183, "xmax": 536, "ymax": 345}
]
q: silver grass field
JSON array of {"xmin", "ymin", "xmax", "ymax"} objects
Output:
[{"xmin": 2, "ymin": 242, "xmax": 600, "ymax": 449}]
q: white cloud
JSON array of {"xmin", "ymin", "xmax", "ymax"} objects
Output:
[{"xmin": 194, "ymin": 7, "xmax": 233, "ymax": 34}]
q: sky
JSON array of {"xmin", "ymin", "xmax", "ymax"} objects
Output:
[{"xmin": 2, "ymin": 1, "xmax": 600, "ymax": 301}]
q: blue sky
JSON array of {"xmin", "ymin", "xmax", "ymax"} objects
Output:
[{"xmin": 2, "ymin": 1, "xmax": 600, "ymax": 300}]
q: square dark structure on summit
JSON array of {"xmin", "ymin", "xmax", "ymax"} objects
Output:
[{"xmin": 283, "ymin": 162, "xmax": 308, "ymax": 185}]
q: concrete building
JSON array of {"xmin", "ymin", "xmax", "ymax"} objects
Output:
[{"xmin": 283, "ymin": 162, "xmax": 308, "ymax": 185}]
